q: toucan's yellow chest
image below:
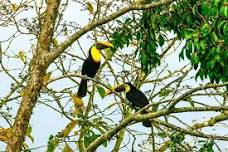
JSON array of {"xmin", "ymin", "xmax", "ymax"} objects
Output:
[{"xmin": 90, "ymin": 46, "xmax": 101, "ymax": 63}]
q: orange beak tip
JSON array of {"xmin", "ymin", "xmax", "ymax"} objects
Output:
[{"xmin": 105, "ymin": 90, "xmax": 113, "ymax": 96}]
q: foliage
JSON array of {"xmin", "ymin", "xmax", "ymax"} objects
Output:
[
  {"xmin": 169, "ymin": 132, "xmax": 215, "ymax": 151},
  {"xmin": 198, "ymin": 140, "xmax": 214, "ymax": 152},
  {"xmin": 170, "ymin": 131, "xmax": 185, "ymax": 152},
  {"xmin": 47, "ymin": 135, "xmax": 59, "ymax": 152},
  {"xmin": 110, "ymin": 0, "xmax": 228, "ymax": 83},
  {"xmin": 84, "ymin": 130, "xmax": 108, "ymax": 148},
  {"xmin": 96, "ymin": 85, "xmax": 106, "ymax": 99}
]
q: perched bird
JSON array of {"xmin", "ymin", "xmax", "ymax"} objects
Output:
[
  {"xmin": 77, "ymin": 41, "xmax": 113, "ymax": 97},
  {"xmin": 106, "ymin": 82, "xmax": 151, "ymax": 127}
]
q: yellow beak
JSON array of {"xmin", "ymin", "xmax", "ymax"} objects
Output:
[
  {"xmin": 96, "ymin": 41, "xmax": 114, "ymax": 49},
  {"xmin": 105, "ymin": 88, "xmax": 114, "ymax": 96},
  {"xmin": 105, "ymin": 84, "xmax": 126, "ymax": 96}
]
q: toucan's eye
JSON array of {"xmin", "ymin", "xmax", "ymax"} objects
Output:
[{"xmin": 124, "ymin": 84, "xmax": 130, "ymax": 92}]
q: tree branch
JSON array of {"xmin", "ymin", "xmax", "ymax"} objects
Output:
[
  {"xmin": 86, "ymin": 105, "xmax": 228, "ymax": 151},
  {"xmin": 167, "ymin": 82, "xmax": 228, "ymax": 111},
  {"xmin": 46, "ymin": 0, "xmax": 175, "ymax": 64},
  {"xmin": 153, "ymin": 119, "xmax": 228, "ymax": 141}
]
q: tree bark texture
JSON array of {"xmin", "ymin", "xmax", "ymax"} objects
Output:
[{"xmin": 6, "ymin": 0, "xmax": 60, "ymax": 151}]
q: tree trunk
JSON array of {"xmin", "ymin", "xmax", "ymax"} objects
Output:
[
  {"xmin": 6, "ymin": 64, "xmax": 46, "ymax": 151},
  {"xmin": 6, "ymin": 0, "xmax": 60, "ymax": 151}
]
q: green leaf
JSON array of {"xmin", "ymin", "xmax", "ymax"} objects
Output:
[
  {"xmin": 193, "ymin": 38, "xmax": 200, "ymax": 51},
  {"xmin": 212, "ymin": 0, "xmax": 220, "ymax": 6},
  {"xmin": 212, "ymin": 32, "xmax": 218, "ymax": 42},
  {"xmin": 186, "ymin": 15, "xmax": 192, "ymax": 24},
  {"xmin": 150, "ymin": 15, "xmax": 158, "ymax": 29},
  {"xmin": 159, "ymin": 88, "xmax": 173, "ymax": 97},
  {"xmin": 84, "ymin": 130, "xmax": 103, "ymax": 148},
  {"xmin": 104, "ymin": 48, "xmax": 114, "ymax": 60},
  {"xmin": 102, "ymin": 140, "xmax": 108, "ymax": 147},
  {"xmin": 158, "ymin": 34, "xmax": 165, "ymax": 46},
  {"xmin": 47, "ymin": 135, "xmax": 59, "ymax": 152},
  {"xmin": 201, "ymin": 2, "xmax": 209, "ymax": 15},
  {"xmin": 170, "ymin": 131, "xmax": 185, "ymax": 144},
  {"xmin": 219, "ymin": 5, "xmax": 228, "ymax": 17},
  {"xmin": 222, "ymin": 6, "xmax": 228, "ymax": 17},
  {"xmin": 86, "ymin": 2, "xmax": 94, "ymax": 14},
  {"xmin": 217, "ymin": 20, "xmax": 225, "ymax": 31},
  {"xmin": 97, "ymin": 85, "xmax": 106, "ymax": 99},
  {"xmin": 199, "ymin": 140, "xmax": 214, "ymax": 152},
  {"xmin": 192, "ymin": 4, "xmax": 198, "ymax": 15},
  {"xmin": 26, "ymin": 125, "xmax": 34, "ymax": 143},
  {"xmin": 207, "ymin": 60, "xmax": 215, "ymax": 69},
  {"xmin": 201, "ymin": 23, "xmax": 210, "ymax": 36},
  {"xmin": 157, "ymin": 132, "xmax": 167, "ymax": 138},
  {"xmin": 179, "ymin": 50, "xmax": 185, "ymax": 61},
  {"xmin": 141, "ymin": 53, "xmax": 148, "ymax": 66},
  {"xmin": 18, "ymin": 50, "xmax": 26, "ymax": 63},
  {"xmin": 215, "ymin": 54, "xmax": 221, "ymax": 62},
  {"xmin": 199, "ymin": 40, "xmax": 206, "ymax": 50},
  {"xmin": 223, "ymin": 23, "xmax": 228, "ymax": 35}
]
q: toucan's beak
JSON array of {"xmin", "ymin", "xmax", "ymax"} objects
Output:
[
  {"xmin": 96, "ymin": 41, "xmax": 114, "ymax": 50},
  {"xmin": 105, "ymin": 89, "xmax": 113, "ymax": 96},
  {"xmin": 105, "ymin": 84, "xmax": 125, "ymax": 96},
  {"xmin": 113, "ymin": 84, "xmax": 125, "ymax": 92}
]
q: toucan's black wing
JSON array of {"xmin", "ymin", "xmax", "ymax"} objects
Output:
[
  {"xmin": 126, "ymin": 88, "xmax": 151, "ymax": 127},
  {"xmin": 81, "ymin": 58, "xmax": 100, "ymax": 78},
  {"xmin": 126, "ymin": 89, "xmax": 149, "ymax": 109}
]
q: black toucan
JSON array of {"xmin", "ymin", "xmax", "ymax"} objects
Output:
[
  {"xmin": 106, "ymin": 83, "xmax": 151, "ymax": 127},
  {"xmin": 77, "ymin": 41, "xmax": 113, "ymax": 97}
]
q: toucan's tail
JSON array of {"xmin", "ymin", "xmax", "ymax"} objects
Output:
[
  {"xmin": 142, "ymin": 110, "xmax": 151, "ymax": 127},
  {"xmin": 77, "ymin": 78, "xmax": 87, "ymax": 97}
]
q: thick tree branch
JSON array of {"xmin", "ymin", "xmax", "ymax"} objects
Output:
[
  {"xmin": 46, "ymin": 0, "xmax": 175, "ymax": 64},
  {"xmin": 167, "ymin": 82, "xmax": 228, "ymax": 111},
  {"xmin": 192, "ymin": 112, "xmax": 228, "ymax": 129},
  {"xmin": 85, "ymin": 82, "xmax": 227, "ymax": 151},
  {"xmin": 112, "ymin": 127, "xmax": 126, "ymax": 152},
  {"xmin": 153, "ymin": 119, "xmax": 228, "ymax": 141},
  {"xmin": 86, "ymin": 105, "xmax": 228, "ymax": 151}
]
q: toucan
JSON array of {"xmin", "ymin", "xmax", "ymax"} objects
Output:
[
  {"xmin": 77, "ymin": 41, "xmax": 113, "ymax": 97},
  {"xmin": 106, "ymin": 83, "xmax": 151, "ymax": 127}
]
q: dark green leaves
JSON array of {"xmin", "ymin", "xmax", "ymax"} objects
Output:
[
  {"xmin": 110, "ymin": 0, "xmax": 228, "ymax": 84},
  {"xmin": 177, "ymin": 0, "xmax": 228, "ymax": 84},
  {"xmin": 199, "ymin": 140, "xmax": 214, "ymax": 152},
  {"xmin": 84, "ymin": 130, "xmax": 100, "ymax": 147},
  {"xmin": 159, "ymin": 88, "xmax": 173, "ymax": 97},
  {"xmin": 201, "ymin": 2, "xmax": 210, "ymax": 16},
  {"xmin": 84, "ymin": 130, "xmax": 108, "ymax": 148},
  {"xmin": 170, "ymin": 131, "xmax": 185, "ymax": 152},
  {"xmin": 110, "ymin": 18, "xmax": 134, "ymax": 49},
  {"xmin": 159, "ymin": 34, "xmax": 165, "ymax": 46}
]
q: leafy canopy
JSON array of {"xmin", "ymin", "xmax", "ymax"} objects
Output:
[{"xmin": 110, "ymin": 0, "xmax": 228, "ymax": 83}]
